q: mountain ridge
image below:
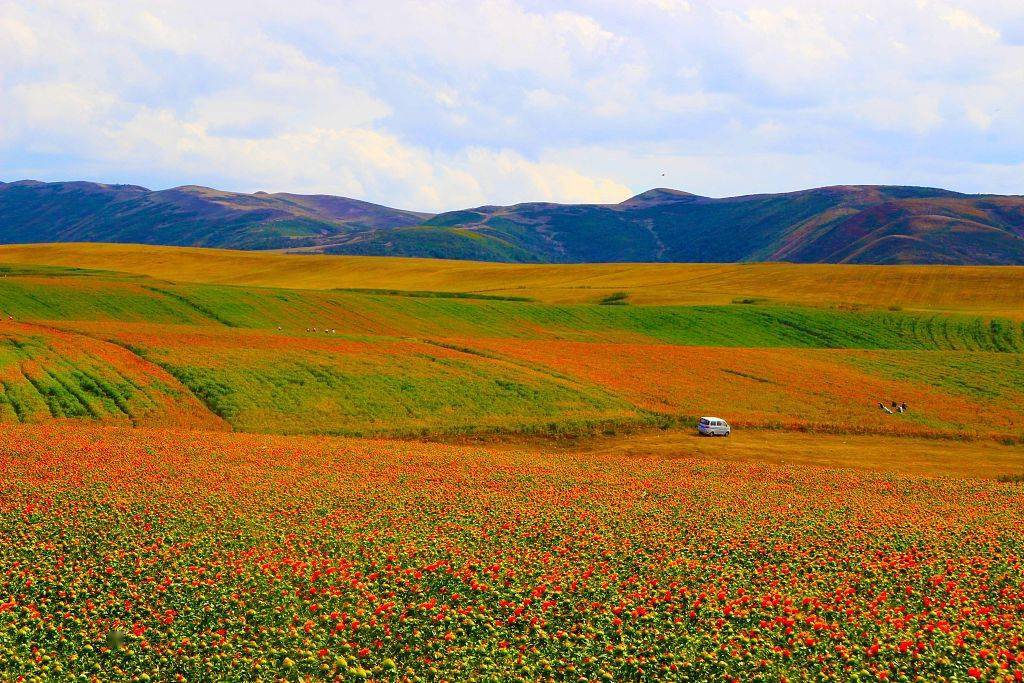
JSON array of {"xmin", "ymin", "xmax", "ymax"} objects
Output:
[{"xmin": 2, "ymin": 179, "xmax": 1022, "ymax": 264}]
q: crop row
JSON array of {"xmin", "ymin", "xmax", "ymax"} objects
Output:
[{"xmin": 0, "ymin": 323, "xmax": 225, "ymax": 430}]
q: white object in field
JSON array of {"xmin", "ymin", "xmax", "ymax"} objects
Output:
[{"xmin": 698, "ymin": 417, "xmax": 731, "ymax": 437}]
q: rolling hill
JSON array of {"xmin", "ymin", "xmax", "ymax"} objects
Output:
[
  {"xmin": 2, "ymin": 180, "xmax": 1024, "ymax": 263},
  {"xmin": 402, "ymin": 185, "xmax": 1024, "ymax": 265},
  {"xmin": 1, "ymin": 249, "xmax": 1024, "ymax": 440},
  {"xmin": 0, "ymin": 179, "xmax": 432, "ymax": 250}
]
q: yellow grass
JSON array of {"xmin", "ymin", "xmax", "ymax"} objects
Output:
[
  {"xmin": 1, "ymin": 242, "xmax": 1023, "ymax": 313},
  {"xmin": 530, "ymin": 429, "xmax": 1024, "ymax": 480}
]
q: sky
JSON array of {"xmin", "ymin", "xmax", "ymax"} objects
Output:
[{"xmin": 1, "ymin": 1, "xmax": 1023, "ymax": 211}]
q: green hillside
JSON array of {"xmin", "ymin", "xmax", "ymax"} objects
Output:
[
  {"xmin": 0, "ymin": 180, "xmax": 430, "ymax": 249},
  {"xmin": 3, "ymin": 266, "xmax": 1024, "ymax": 351},
  {"xmin": 3, "ymin": 181, "xmax": 1024, "ymax": 264}
]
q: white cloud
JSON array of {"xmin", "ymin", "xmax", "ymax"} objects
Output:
[
  {"xmin": 460, "ymin": 148, "xmax": 632, "ymax": 204},
  {"xmin": 0, "ymin": 10, "xmax": 38, "ymax": 66},
  {"xmin": 851, "ymin": 94, "xmax": 945, "ymax": 135},
  {"xmin": 965, "ymin": 105, "xmax": 994, "ymax": 131},
  {"xmin": 1, "ymin": 0, "xmax": 1024, "ymax": 210},
  {"xmin": 642, "ymin": 0, "xmax": 692, "ymax": 14},
  {"xmin": 18, "ymin": 95, "xmax": 630, "ymax": 210},
  {"xmin": 942, "ymin": 8, "xmax": 1001, "ymax": 39},
  {"xmin": 7, "ymin": 82, "xmax": 119, "ymax": 140}
]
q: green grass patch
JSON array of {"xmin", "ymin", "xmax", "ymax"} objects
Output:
[
  {"xmin": 132, "ymin": 342, "xmax": 641, "ymax": 436},
  {"xmin": 841, "ymin": 351, "xmax": 1024, "ymax": 402},
  {"xmin": 0, "ymin": 334, "xmax": 143, "ymax": 423},
  {"xmin": 599, "ymin": 291, "xmax": 630, "ymax": 306},
  {"xmin": 6, "ymin": 272, "xmax": 1024, "ymax": 352}
]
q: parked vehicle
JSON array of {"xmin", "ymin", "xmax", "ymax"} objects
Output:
[{"xmin": 698, "ymin": 416, "xmax": 731, "ymax": 437}]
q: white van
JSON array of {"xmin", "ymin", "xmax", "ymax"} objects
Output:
[{"xmin": 698, "ymin": 417, "xmax": 731, "ymax": 437}]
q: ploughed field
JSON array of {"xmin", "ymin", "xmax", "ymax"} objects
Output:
[{"xmin": 1, "ymin": 425, "xmax": 1023, "ymax": 681}]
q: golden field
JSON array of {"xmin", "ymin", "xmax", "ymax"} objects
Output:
[{"xmin": 2, "ymin": 242, "xmax": 1023, "ymax": 314}]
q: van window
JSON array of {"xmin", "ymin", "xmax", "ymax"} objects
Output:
[{"xmin": 699, "ymin": 419, "xmax": 709, "ymax": 425}]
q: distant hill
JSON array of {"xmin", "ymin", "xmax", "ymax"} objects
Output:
[
  {"xmin": 2, "ymin": 180, "xmax": 1023, "ymax": 264},
  {"xmin": 0, "ymin": 180, "xmax": 432, "ymax": 250},
  {"xmin": 390, "ymin": 185, "xmax": 1024, "ymax": 265}
]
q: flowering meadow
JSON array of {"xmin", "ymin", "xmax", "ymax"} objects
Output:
[{"xmin": 1, "ymin": 424, "xmax": 1023, "ymax": 681}]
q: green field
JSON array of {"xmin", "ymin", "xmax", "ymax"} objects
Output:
[{"xmin": 3, "ymin": 268, "xmax": 1024, "ymax": 350}]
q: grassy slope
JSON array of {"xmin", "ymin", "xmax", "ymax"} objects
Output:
[
  {"xmin": 2, "ymin": 243, "xmax": 1024, "ymax": 313},
  {"xmin": 560, "ymin": 429, "xmax": 1024, "ymax": 479},
  {"xmin": 0, "ymin": 181, "xmax": 431, "ymax": 250},
  {"xmin": 0, "ymin": 322, "xmax": 226, "ymax": 429},
  {"xmin": 2, "ymin": 269, "xmax": 1023, "ymax": 352},
  {"xmin": 455, "ymin": 339, "xmax": 1024, "ymax": 438},
  {"xmin": 1, "ymin": 245, "xmax": 1022, "ymax": 439},
  {"xmin": 83, "ymin": 325, "xmax": 640, "ymax": 436}
]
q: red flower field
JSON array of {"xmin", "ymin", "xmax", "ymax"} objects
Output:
[
  {"xmin": 1, "ymin": 424, "xmax": 1022, "ymax": 681},
  {"xmin": 457, "ymin": 338, "xmax": 1024, "ymax": 438}
]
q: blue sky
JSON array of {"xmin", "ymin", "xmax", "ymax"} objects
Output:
[{"xmin": 1, "ymin": 0, "xmax": 1023, "ymax": 211}]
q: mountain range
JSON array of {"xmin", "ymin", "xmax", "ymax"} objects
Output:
[{"xmin": 2, "ymin": 179, "xmax": 1023, "ymax": 264}]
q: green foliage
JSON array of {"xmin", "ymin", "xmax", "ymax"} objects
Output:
[
  {"xmin": 0, "ymin": 276, "xmax": 209, "ymax": 324},
  {"xmin": 0, "ymin": 335, "xmax": 140, "ymax": 423},
  {"xmin": 598, "ymin": 291, "xmax": 630, "ymax": 305}
]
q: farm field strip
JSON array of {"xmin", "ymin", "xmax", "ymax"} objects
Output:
[
  {"xmin": 530, "ymin": 429, "xmax": 1024, "ymax": 480},
  {"xmin": 437, "ymin": 339, "xmax": 1024, "ymax": 439},
  {"xmin": 3, "ymin": 270, "xmax": 1024, "ymax": 352},
  {"xmin": 1, "ymin": 248, "xmax": 1022, "ymax": 440},
  {"xmin": 1, "ymin": 319, "xmax": 1022, "ymax": 439},
  {"xmin": 1, "ymin": 424, "xmax": 1023, "ymax": 681},
  {"xmin": 0, "ymin": 322, "xmax": 226, "ymax": 430},
  {"xmin": 24, "ymin": 321, "xmax": 643, "ymax": 437},
  {"xmin": 3, "ymin": 242, "xmax": 1024, "ymax": 312}
]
